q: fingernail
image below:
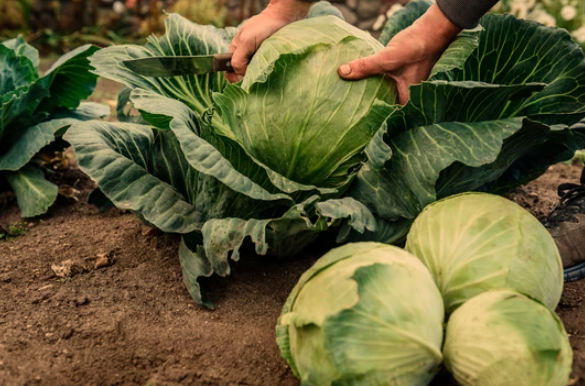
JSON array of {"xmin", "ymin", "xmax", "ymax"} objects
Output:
[{"xmin": 339, "ymin": 64, "xmax": 351, "ymax": 76}]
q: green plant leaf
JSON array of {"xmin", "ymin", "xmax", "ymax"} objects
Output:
[
  {"xmin": 5, "ymin": 164, "xmax": 58, "ymax": 218},
  {"xmin": 130, "ymin": 88, "xmax": 293, "ymax": 203},
  {"xmin": 0, "ymin": 83, "xmax": 48, "ymax": 140},
  {"xmin": 89, "ymin": 14, "xmax": 232, "ymax": 117},
  {"xmin": 65, "ymin": 120, "xmax": 204, "ymax": 233},
  {"xmin": 179, "ymin": 197, "xmax": 376, "ymax": 308},
  {"xmin": 0, "ymin": 44, "xmax": 37, "ymax": 95},
  {"xmin": 0, "ymin": 118, "xmax": 79, "ymax": 171},
  {"xmin": 433, "ymin": 14, "xmax": 585, "ymax": 116},
  {"xmin": 0, "ymin": 102, "xmax": 110, "ymax": 172},
  {"xmin": 351, "ymin": 68, "xmax": 585, "ymax": 242},
  {"xmin": 2, "ymin": 36, "xmax": 39, "ymax": 68},
  {"xmin": 36, "ymin": 44, "xmax": 100, "ymax": 112}
]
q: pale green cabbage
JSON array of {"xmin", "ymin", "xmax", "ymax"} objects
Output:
[
  {"xmin": 444, "ymin": 290, "xmax": 572, "ymax": 386},
  {"xmin": 276, "ymin": 242, "xmax": 444, "ymax": 386},
  {"xmin": 405, "ymin": 192, "xmax": 563, "ymax": 314}
]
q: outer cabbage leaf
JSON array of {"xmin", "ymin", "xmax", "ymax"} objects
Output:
[
  {"xmin": 65, "ymin": 121, "xmax": 204, "ymax": 233},
  {"xmin": 36, "ymin": 44, "xmax": 100, "ymax": 112},
  {"xmin": 433, "ymin": 14, "xmax": 585, "ymax": 116},
  {"xmin": 179, "ymin": 197, "xmax": 377, "ymax": 309},
  {"xmin": 90, "ymin": 14, "xmax": 234, "ymax": 125},
  {"xmin": 352, "ymin": 13, "xmax": 585, "ymax": 243}
]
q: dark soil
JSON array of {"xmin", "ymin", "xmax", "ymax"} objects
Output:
[{"xmin": 2, "ymin": 126, "xmax": 585, "ymax": 385}]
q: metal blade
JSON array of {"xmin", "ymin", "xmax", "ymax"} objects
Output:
[{"xmin": 123, "ymin": 56, "xmax": 215, "ymax": 77}]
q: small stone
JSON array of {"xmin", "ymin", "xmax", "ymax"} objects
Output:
[
  {"xmin": 356, "ymin": 0, "xmax": 381, "ymax": 19},
  {"xmin": 334, "ymin": 4, "xmax": 358, "ymax": 25}
]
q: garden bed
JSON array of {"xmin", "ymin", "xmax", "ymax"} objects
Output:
[{"xmin": 0, "ymin": 159, "xmax": 584, "ymax": 386}]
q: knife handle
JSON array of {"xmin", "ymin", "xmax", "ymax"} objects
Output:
[{"xmin": 213, "ymin": 52, "xmax": 235, "ymax": 73}]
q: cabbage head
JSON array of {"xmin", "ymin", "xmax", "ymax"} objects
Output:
[
  {"xmin": 277, "ymin": 242, "xmax": 444, "ymax": 386},
  {"xmin": 405, "ymin": 192, "xmax": 563, "ymax": 314},
  {"xmin": 214, "ymin": 17, "xmax": 396, "ymax": 189},
  {"xmin": 443, "ymin": 290, "xmax": 572, "ymax": 386}
]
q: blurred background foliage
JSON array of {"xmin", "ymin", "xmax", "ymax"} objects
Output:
[
  {"xmin": 1, "ymin": 0, "xmax": 584, "ymax": 55},
  {"xmin": 0, "ymin": 0, "xmax": 242, "ymax": 53}
]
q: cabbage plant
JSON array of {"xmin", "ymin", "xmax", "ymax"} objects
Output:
[
  {"xmin": 66, "ymin": 0, "xmax": 585, "ymax": 307},
  {"xmin": 351, "ymin": 1, "xmax": 585, "ymax": 244},
  {"xmin": 0, "ymin": 37, "xmax": 107, "ymax": 217},
  {"xmin": 405, "ymin": 192, "xmax": 563, "ymax": 314},
  {"xmin": 443, "ymin": 290, "xmax": 572, "ymax": 386},
  {"xmin": 65, "ymin": 5, "xmax": 392, "ymax": 308},
  {"xmin": 276, "ymin": 242, "xmax": 444, "ymax": 386}
]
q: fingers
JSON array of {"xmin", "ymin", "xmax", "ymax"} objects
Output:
[
  {"xmin": 338, "ymin": 49, "xmax": 403, "ymax": 81},
  {"xmin": 225, "ymin": 35, "xmax": 257, "ymax": 83},
  {"xmin": 396, "ymin": 80, "xmax": 410, "ymax": 106}
]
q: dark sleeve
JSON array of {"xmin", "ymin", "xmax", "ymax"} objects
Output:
[{"xmin": 436, "ymin": 0, "xmax": 500, "ymax": 29}]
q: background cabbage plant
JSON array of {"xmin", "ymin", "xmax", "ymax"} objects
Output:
[{"xmin": 0, "ymin": 37, "xmax": 107, "ymax": 217}]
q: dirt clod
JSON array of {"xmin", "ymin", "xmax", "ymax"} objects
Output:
[
  {"xmin": 50, "ymin": 259, "xmax": 89, "ymax": 278},
  {"xmin": 94, "ymin": 253, "xmax": 113, "ymax": 269}
]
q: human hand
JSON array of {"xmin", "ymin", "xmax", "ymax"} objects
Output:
[
  {"xmin": 226, "ymin": 0, "xmax": 311, "ymax": 83},
  {"xmin": 338, "ymin": 4, "xmax": 462, "ymax": 105}
]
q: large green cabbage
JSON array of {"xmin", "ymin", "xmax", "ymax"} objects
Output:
[
  {"xmin": 405, "ymin": 192, "xmax": 563, "ymax": 314},
  {"xmin": 214, "ymin": 17, "xmax": 396, "ymax": 189},
  {"xmin": 277, "ymin": 242, "xmax": 444, "ymax": 386}
]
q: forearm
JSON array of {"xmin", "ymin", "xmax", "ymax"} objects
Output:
[
  {"xmin": 436, "ymin": 0, "xmax": 500, "ymax": 29},
  {"xmin": 263, "ymin": 0, "xmax": 312, "ymax": 22}
]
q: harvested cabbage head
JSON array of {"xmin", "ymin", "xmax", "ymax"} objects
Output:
[
  {"xmin": 444, "ymin": 290, "xmax": 572, "ymax": 386},
  {"xmin": 215, "ymin": 16, "xmax": 397, "ymax": 189},
  {"xmin": 405, "ymin": 192, "xmax": 563, "ymax": 314},
  {"xmin": 276, "ymin": 242, "xmax": 444, "ymax": 386}
]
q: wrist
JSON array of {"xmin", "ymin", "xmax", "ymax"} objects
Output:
[
  {"xmin": 414, "ymin": 4, "xmax": 462, "ymax": 51},
  {"xmin": 264, "ymin": 0, "xmax": 311, "ymax": 22}
]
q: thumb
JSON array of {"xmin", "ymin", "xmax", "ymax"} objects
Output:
[{"xmin": 338, "ymin": 51, "xmax": 394, "ymax": 80}]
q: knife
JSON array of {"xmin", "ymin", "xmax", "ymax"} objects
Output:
[{"xmin": 122, "ymin": 52, "xmax": 234, "ymax": 77}]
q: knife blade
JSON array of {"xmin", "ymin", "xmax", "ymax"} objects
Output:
[{"xmin": 122, "ymin": 52, "xmax": 234, "ymax": 77}]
